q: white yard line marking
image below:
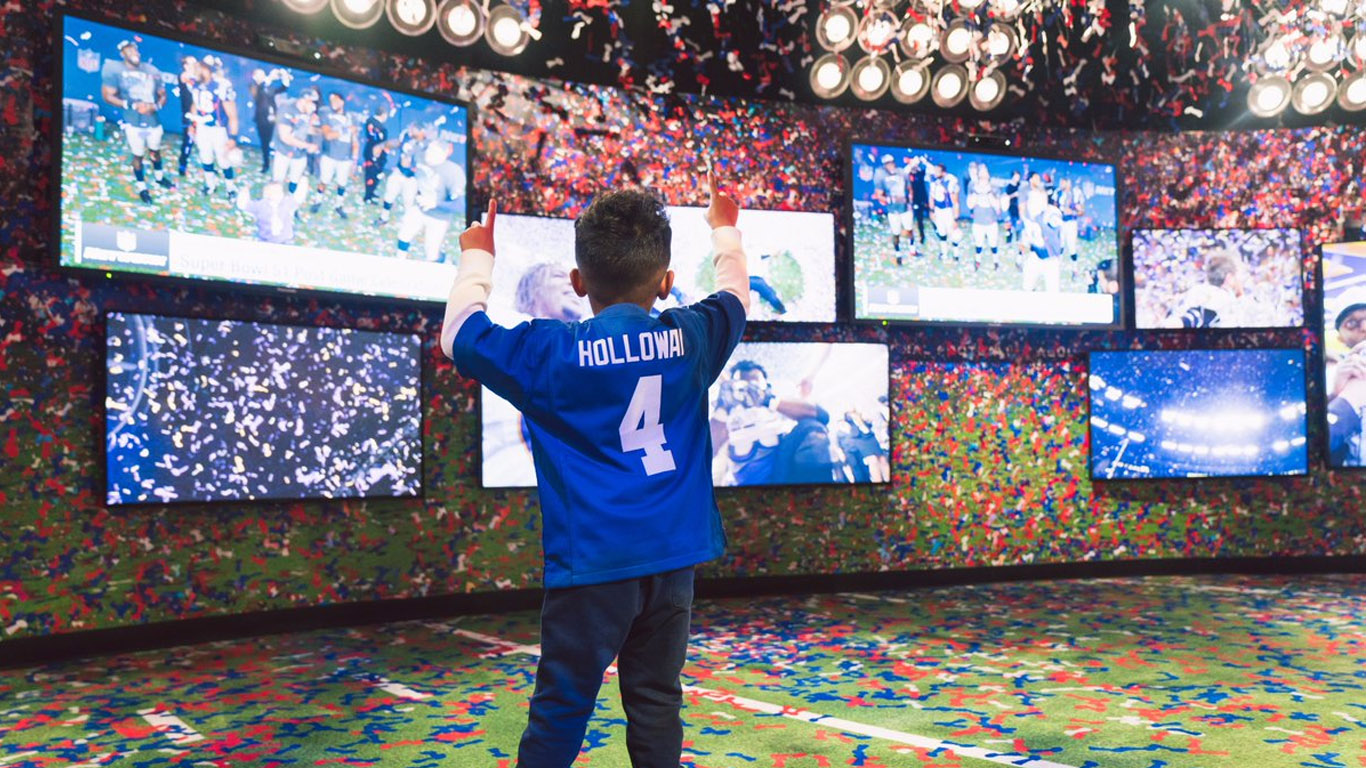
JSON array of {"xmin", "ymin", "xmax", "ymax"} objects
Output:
[
  {"xmin": 373, "ymin": 678, "xmax": 432, "ymax": 700},
  {"xmin": 136, "ymin": 708, "xmax": 204, "ymax": 744},
  {"xmin": 452, "ymin": 626, "xmax": 1080, "ymax": 768},
  {"xmin": 0, "ymin": 753, "xmax": 39, "ymax": 766}
]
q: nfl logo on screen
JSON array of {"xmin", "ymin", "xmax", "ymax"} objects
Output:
[
  {"xmin": 116, "ymin": 230, "xmax": 138, "ymax": 252},
  {"xmin": 77, "ymin": 49, "xmax": 101, "ymax": 74}
]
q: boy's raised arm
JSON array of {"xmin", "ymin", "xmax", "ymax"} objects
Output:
[
  {"xmin": 440, "ymin": 200, "xmax": 498, "ymax": 359},
  {"xmin": 705, "ymin": 170, "xmax": 749, "ymax": 315}
]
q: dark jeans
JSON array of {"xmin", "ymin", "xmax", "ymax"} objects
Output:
[{"xmin": 518, "ymin": 566, "xmax": 695, "ymax": 768}]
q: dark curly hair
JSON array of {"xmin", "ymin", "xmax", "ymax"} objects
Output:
[{"xmin": 574, "ymin": 188, "xmax": 672, "ymax": 306}]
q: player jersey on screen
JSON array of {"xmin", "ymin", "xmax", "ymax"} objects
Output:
[
  {"xmin": 272, "ymin": 99, "xmax": 316, "ymax": 157},
  {"xmin": 1057, "ymin": 185, "xmax": 1086, "ymax": 220},
  {"xmin": 1167, "ymin": 283, "xmax": 1238, "ymax": 328},
  {"xmin": 396, "ymin": 133, "xmax": 427, "ymax": 174},
  {"xmin": 320, "ymin": 108, "xmax": 356, "ymax": 160},
  {"xmin": 969, "ymin": 181, "xmax": 999, "ymax": 225},
  {"xmin": 930, "ymin": 175, "xmax": 955, "ymax": 209},
  {"xmin": 452, "ymin": 292, "xmax": 746, "ymax": 588},
  {"xmin": 189, "ymin": 77, "xmax": 235, "ymax": 129},
  {"xmin": 414, "ymin": 160, "xmax": 465, "ymax": 217},
  {"xmin": 102, "ymin": 61, "xmax": 163, "ymax": 128},
  {"xmin": 874, "ymin": 169, "xmax": 909, "ymax": 209},
  {"xmin": 720, "ymin": 402, "xmax": 788, "ymax": 482}
]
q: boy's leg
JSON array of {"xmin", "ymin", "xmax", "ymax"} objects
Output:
[
  {"xmin": 518, "ymin": 581, "xmax": 638, "ymax": 768},
  {"xmin": 617, "ymin": 567, "xmax": 694, "ymax": 768}
]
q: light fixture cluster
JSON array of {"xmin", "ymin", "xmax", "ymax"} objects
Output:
[
  {"xmin": 1246, "ymin": 0, "xmax": 1366, "ymax": 117},
  {"xmin": 809, "ymin": 0, "xmax": 1025, "ymax": 111},
  {"xmin": 280, "ymin": 0, "xmax": 533, "ymax": 55}
]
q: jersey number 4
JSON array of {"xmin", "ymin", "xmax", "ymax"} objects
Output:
[{"xmin": 619, "ymin": 375, "xmax": 676, "ymax": 476}]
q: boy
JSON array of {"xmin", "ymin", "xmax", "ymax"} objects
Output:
[{"xmin": 440, "ymin": 173, "xmax": 748, "ymax": 766}]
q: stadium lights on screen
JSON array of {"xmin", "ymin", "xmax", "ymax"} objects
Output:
[
  {"xmin": 1131, "ymin": 228, "xmax": 1304, "ymax": 330},
  {"xmin": 104, "ymin": 312, "xmax": 423, "ymax": 505},
  {"xmin": 58, "ymin": 14, "xmax": 469, "ymax": 302},
  {"xmin": 849, "ymin": 141, "xmax": 1121, "ymax": 327},
  {"xmin": 1088, "ymin": 348, "xmax": 1308, "ymax": 481},
  {"xmin": 482, "ymin": 342, "xmax": 890, "ymax": 489}
]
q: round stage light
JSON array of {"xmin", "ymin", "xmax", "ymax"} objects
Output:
[
  {"xmin": 1339, "ymin": 71, "xmax": 1366, "ymax": 110},
  {"xmin": 1353, "ymin": 29, "xmax": 1366, "ymax": 63},
  {"xmin": 1257, "ymin": 35, "xmax": 1302, "ymax": 74},
  {"xmin": 891, "ymin": 60, "xmax": 932, "ymax": 103},
  {"xmin": 931, "ymin": 64, "xmax": 970, "ymax": 107},
  {"xmin": 969, "ymin": 70, "xmax": 1007, "ymax": 110},
  {"xmin": 899, "ymin": 17, "xmax": 938, "ymax": 59},
  {"xmin": 1293, "ymin": 72, "xmax": 1338, "ymax": 114},
  {"xmin": 1307, "ymin": 33, "xmax": 1347, "ymax": 70},
  {"xmin": 1248, "ymin": 75, "xmax": 1292, "ymax": 117},
  {"xmin": 958, "ymin": 0, "xmax": 987, "ymax": 11},
  {"xmin": 810, "ymin": 53, "xmax": 852, "ymax": 98},
  {"xmin": 331, "ymin": 0, "xmax": 385, "ymax": 29},
  {"xmin": 1323, "ymin": 0, "xmax": 1351, "ymax": 16},
  {"xmin": 282, "ymin": 0, "xmax": 330, "ymax": 13},
  {"xmin": 816, "ymin": 5, "xmax": 859, "ymax": 52},
  {"xmin": 387, "ymin": 0, "xmax": 437, "ymax": 36},
  {"xmin": 485, "ymin": 3, "xmax": 531, "ymax": 56},
  {"xmin": 437, "ymin": 0, "xmax": 484, "ymax": 46},
  {"xmin": 941, "ymin": 20, "xmax": 975, "ymax": 63},
  {"xmin": 851, "ymin": 56, "xmax": 892, "ymax": 101},
  {"xmin": 985, "ymin": 22, "xmax": 1017, "ymax": 61},
  {"xmin": 858, "ymin": 8, "xmax": 901, "ymax": 54}
]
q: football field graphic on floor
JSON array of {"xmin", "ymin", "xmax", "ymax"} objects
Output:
[{"xmin": 4, "ymin": 574, "xmax": 1366, "ymax": 767}]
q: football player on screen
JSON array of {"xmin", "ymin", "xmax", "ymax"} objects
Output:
[
  {"xmin": 871, "ymin": 153, "xmax": 915, "ymax": 263},
  {"xmin": 396, "ymin": 139, "xmax": 465, "ymax": 262},
  {"xmin": 1055, "ymin": 177, "xmax": 1088, "ymax": 275},
  {"xmin": 1161, "ymin": 251, "xmax": 1248, "ymax": 328},
  {"xmin": 966, "ymin": 163, "xmax": 1004, "ymax": 270},
  {"xmin": 187, "ymin": 56, "xmax": 241, "ymax": 202},
  {"xmin": 710, "ymin": 360, "xmax": 837, "ymax": 486},
  {"xmin": 270, "ymin": 86, "xmax": 322, "ymax": 205},
  {"xmin": 377, "ymin": 122, "xmax": 430, "ymax": 225},
  {"xmin": 927, "ymin": 163, "xmax": 964, "ymax": 261},
  {"xmin": 101, "ymin": 39, "xmax": 172, "ymax": 205},
  {"xmin": 315, "ymin": 91, "xmax": 359, "ymax": 218}
]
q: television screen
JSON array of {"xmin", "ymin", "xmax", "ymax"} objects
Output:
[
  {"xmin": 486, "ymin": 209, "xmax": 836, "ymax": 326},
  {"xmin": 850, "ymin": 141, "xmax": 1120, "ymax": 326},
  {"xmin": 481, "ymin": 342, "xmax": 891, "ymax": 488},
  {"xmin": 1088, "ymin": 348, "xmax": 1307, "ymax": 480},
  {"xmin": 1132, "ymin": 229, "xmax": 1303, "ymax": 329},
  {"xmin": 105, "ymin": 312, "xmax": 423, "ymax": 505},
  {"xmin": 59, "ymin": 14, "xmax": 468, "ymax": 302},
  {"xmin": 1322, "ymin": 239, "xmax": 1366, "ymax": 468}
]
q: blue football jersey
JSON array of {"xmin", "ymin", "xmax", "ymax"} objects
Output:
[{"xmin": 453, "ymin": 292, "xmax": 746, "ymax": 588}]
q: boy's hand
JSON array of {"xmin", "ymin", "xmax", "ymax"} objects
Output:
[
  {"xmin": 704, "ymin": 170, "xmax": 739, "ymax": 230},
  {"xmin": 461, "ymin": 199, "xmax": 497, "ymax": 254}
]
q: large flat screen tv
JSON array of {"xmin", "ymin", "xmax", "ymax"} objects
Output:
[
  {"xmin": 1322, "ymin": 239, "xmax": 1366, "ymax": 469},
  {"xmin": 1131, "ymin": 228, "xmax": 1303, "ymax": 329},
  {"xmin": 105, "ymin": 312, "xmax": 423, "ymax": 505},
  {"xmin": 1088, "ymin": 348, "xmax": 1308, "ymax": 481},
  {"xmin": 482, "ymin": 342, "xmax": 891, "ymax": 488},
  {"xmin": 850, "ymin": 141, "xmax": 1121, "ymax": 327},
  {"xmin": 59, "ymin": 14, "xmax": 468, "ymax": 302}
]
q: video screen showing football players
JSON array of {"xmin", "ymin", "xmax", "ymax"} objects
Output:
[
  {"xmin": 850, "ymin": 142, "xmax": 1120, "ymax": 327},
  {"xmin": 1088, "ymin": 349, "xmax": 1308, "ymax": 481},
  {"xmin": 60, "ymin": 15, "xmax": 468, "ymax": 302},
  {"xmin": 105, "ymin": 312, "xmax": 423, "ymax": 505},
  {"xmin": 1322, "ymin": 239, "xmax": 1366, "ymax": 468},
  {"xmin": 482, "ymin": 341, "xmax": 890, "ymax": 488},
  {"xmin": 1132, "ymin": 229, "xmax": 1303, "ymax": 329}
]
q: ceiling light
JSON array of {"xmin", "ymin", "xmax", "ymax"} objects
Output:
[
  {"xmin": 1307, "ymin": 33, "xmax": 1347, "ymax": 70},
  {"xmin": 816, "ymin": 6, "xmax": 859, "ymax": 52},
  {"xmin": 900, "ymin": 17, "xmax": 938, "ymax": 59},
  {"xmin": 1293, "ymin": 72, "xmax": 1338, "ymax": 113},
  {"xmin": 985, "ymin": 22, "xmax": 1017, "ymax": 61},
  {"xmin": 851, "ymin": 56, "xmax": 892, "ymax": 100},
  {"xmin": 858, "ymin": 8, "xmax": 901, "ymax": 54},
  {"xmin": 932, "ymin": 64, "xmax": 970, "ymax": 107},
  {"xmin": 387, "ymin": 0, "xmax": 436, "ymax": 36},
  {"xmin": 485, "ymin": 3, "xmax": 530, "ymax": 56},
  {"xmin": 891, "ymin": 60, "xmax": 932, "ymax": 103},
  {"xmin": 331, "ymin": 0, "xmax": 385, "ymax": 28},
  {"xmin": 969, "ymin": 70, "xmax": 1007, "ymax": 110},
  {"xmin": 941, "ymin": 20, "xmax": 976, "ymax": 63},
  {"xmin": 282, "ymin": 0, "xmax": 330, "ymax": 12},
  {"xmin": 1248, "ymin": 75, "xmax": 1293, "ymax": 116},
  {"xmin": 810, "ymin": 53, "xmax": 851, "ymax": 98},
  {"xmin": 1339, "ymin": 71, "xmax": 1366, "ymax": 110},
  {"xmin": 436, "ymin": 0, "xmax": 484, "ymax": 45}
]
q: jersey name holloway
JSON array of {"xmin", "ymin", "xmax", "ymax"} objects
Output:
[{"xmin": 577, "ymin": 328, "xmax": 686, "ymax": 367}]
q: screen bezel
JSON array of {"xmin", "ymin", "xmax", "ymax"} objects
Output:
[
  {"xmin": 1128, "ymin": 227, "xmax": 1308, "ymax": 333},
  {"xmin": 53, "ymin": 10, "xmax": 473, "ymax": 307},
  {"xmin": 844, "ymin": 136, "xmax": 1126, "ymax": 331},
  {"xmin": 1085, "ymin": 346, "xmax": 1311, "ymax": 483},
  {"xmin": 100, "ymin": 309, "xmax": 427, "ymax": 508},
  {"xmin": 476, "ymin": 341, "xmax": 895, "ymax": 490}
]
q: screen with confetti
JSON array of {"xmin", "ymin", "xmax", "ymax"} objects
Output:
[
  {"xmin": 59, "ymin": 14, "xmax": 468, "ymax": 302},
  {"xmin": 1132, "ymin": 228, "xmax": 1303, "ymax": 329},
  {"xmin": 104, "ymin": 312, "xmax": 423, "ymax": 505},
  {"xmin": 850, "ymin": 141, "xmax": 1120, "ymax": 327},
  {"xmin": 1088, "ymin": 348, "xmax": 1308, "ymax": 481}
]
